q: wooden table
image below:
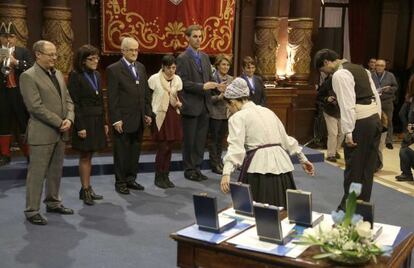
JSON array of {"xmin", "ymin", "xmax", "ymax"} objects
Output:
[{"xmin": 171, "ymin": 228, "xmax": 414, "ymax": 268}]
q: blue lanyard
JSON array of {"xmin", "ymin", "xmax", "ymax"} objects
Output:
[
  {"xmin": 83, "ymin": 72, "xmax": 98, "ymax": 93},
  {"xmin": 122, "ymin": 59, "xmax": 140, "ymax": 82},
  {"xmin": 242, "ymin": 74, "xmax": 255, "ymax": 94}
]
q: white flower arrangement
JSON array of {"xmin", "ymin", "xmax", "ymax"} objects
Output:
[{"xmin": 295, "ymin": 183, "xmax": 392, "ymax": 264}]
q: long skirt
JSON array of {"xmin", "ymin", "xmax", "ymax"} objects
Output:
[{"xmin": 246, "ymin": 172, "xmax": 296, "ymax": 208}]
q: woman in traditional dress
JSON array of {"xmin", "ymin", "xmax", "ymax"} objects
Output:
[{"xmin": 220, "ymin": 78, "xmax": 315, "ymax": 207}]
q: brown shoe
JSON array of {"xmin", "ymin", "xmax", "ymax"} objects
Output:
[
  {"xmin": 27, "ymin": 214, "xmax": 48, "ymax": 225},
  {"xmin": 326, "ymin": 156, "xmax": 337, "ymax": 163}
]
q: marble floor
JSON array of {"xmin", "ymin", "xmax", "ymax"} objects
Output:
[{"xmin": 319, "ymin": 141, "xmax": 414, "ymax": 197}]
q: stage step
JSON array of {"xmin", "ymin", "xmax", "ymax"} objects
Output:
[{"xmin": 0, "ymin": 147, "xmax": 324, "ymax": 180}]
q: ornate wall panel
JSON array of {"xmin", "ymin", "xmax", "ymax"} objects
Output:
[
  {"xmin": 287, "ymin": 18, "xmax": 313, "ymax": 83},
  {"xmin": 42, "ymin": 5, "xmax": 73, "ymax": 74},
  {"xmin": 101, "ymin": 0, "xmax": 235, "ymax": 55},
  {"xmin": 254, "ymin": 17, "xmax": 280, "ymax": 81},
  {"xmin": 0, "ymin": 1, "xmax": 28, "ymax": 47}
]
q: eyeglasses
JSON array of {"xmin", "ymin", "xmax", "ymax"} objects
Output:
[
  {"xmin": 86, "ymin": 56, "xmax": 100, "ymax": 61},
  {"xmin": 123, "ymin": 48, "xmax": 139, "ymax": 53},
  {"xmin": 39, "ymin": 51, "xmax": 58, "ymax": 58}
]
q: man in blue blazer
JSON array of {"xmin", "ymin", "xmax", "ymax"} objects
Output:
[{"xmin": 176, "ymin": 25, "xmax": 225, "ymax": 181}]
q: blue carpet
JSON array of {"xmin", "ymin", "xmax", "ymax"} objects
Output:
[
  {"xmin": 0, "ymin": 160, "xmax": 412, "ymax": 267},
  {"xmin": 0, "ymin": 147, "xmax": 324, "ymax": 180}
]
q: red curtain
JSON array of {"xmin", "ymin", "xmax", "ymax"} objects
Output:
[{"xmin": 101, "ymin": 0, "xmax": 235, "ymax": 55}]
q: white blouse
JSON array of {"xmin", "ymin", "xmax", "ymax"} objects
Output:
[{"xmin": 223, "ymin": 101, "xmax": 307, "ymax": 176}]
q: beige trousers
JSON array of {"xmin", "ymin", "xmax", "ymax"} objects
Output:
[
  {"xmin": 24, "ymin": 140, "xmax": 65, "ymax": 218},
  {"xmin": 323, "ymin": 112, "xmax": 343, "ymax": 157}
]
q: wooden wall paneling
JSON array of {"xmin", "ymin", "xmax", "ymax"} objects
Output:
[
  {"xmin": 378, "ymin": 0, "xmax": 399, "ymax": 68},
  {"xmin": 293, "ymin": 87, "xmax": 317, "ymax": 143},
  {"xmin": 408, "ymin": 0, "xmax": 414, "ymax": 70}
]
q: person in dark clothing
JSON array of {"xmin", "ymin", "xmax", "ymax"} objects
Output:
[
  {"xmin": 0, "ymin": 21, "xmax": 33, "ymax": 165},
  {"xmin": 317, "ymin": 76, "xmax": 342, "ymax": 162},
  {"xmin": 68, "ymin": 45, "xmax": 107, "ymax": 205},
  {"xmin": 395, "ymin": 123, "xmax": 414, "ymax": 182},
  {"xmin": 240, "ymin": 56, "xmax": 266, "ymax": 106}
]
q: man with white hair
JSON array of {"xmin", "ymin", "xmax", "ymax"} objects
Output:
[
  {"xmin": 371, "ymin": 59, "xmax": 398, "ymax": 149},
  {"xmin": 106, "ymin": 37, "xmax": 154, "ymax": 195}
]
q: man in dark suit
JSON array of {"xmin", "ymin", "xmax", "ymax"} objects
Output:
[
  {"xmin": 106, "ymin": 37, "xmax": 153, "ymax": 195},
  {"xmin": 20, "ymin": 40, "xmax": 75, "ymax": 225},
  {"xmin": 0, "ymin": 21, "xmax": 33, "ymax": 166},
  {"xmin": 176, "ymin": 24, "xmax": 225, "ymax": 181}
]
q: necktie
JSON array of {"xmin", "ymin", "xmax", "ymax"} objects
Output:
[{"xmin": 49, "ymin": 70, "xmax": 61, "ymax": 97}]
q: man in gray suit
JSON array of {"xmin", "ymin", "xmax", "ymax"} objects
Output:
[
  {"xmin": 20, "ymin": 40, "xmax": 75, "ymax": 225},
  {"xmin": 176, "ymin": 25, "xmax": 225, "ymax": 181}
]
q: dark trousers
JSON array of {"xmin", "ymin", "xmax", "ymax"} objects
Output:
[
  {"xmin": 155, "ymin": 141, "xmax": 173, "ymax": 172},
  {"xmin": 208, "ymin": 118, "xmax": 227, "ymax": 166},
  {"xmin": 399, "ymin": 146, "xmax": 414, "ymax": 176},
  {"xmin": 112, "ymin": 127, "xmax": 143, "ymax": 186},
  {"xmin": 339, "ymin": 114, "xmax": 381, "ymax": 210},
  {"xmin": 381, "ymin": 101, "xmax": 394, "ymax": 144},
  {"xmin": 0, "ymin": 86, "xmax": 29, "ymax": 135},
  {"xmin": 181, "ymin": 111, "xmax": 209, "ymax": 172}
]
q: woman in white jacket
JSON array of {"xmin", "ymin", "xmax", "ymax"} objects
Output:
[{"xmin": 148, "ymin": 55, "xmax": 183, "ymax": 188}]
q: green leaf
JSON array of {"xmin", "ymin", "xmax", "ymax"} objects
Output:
[
  {"xmin": 343, "ymin": 191, "xmax": 357, "ymax": 227},
  {"xmin": 313, "ymin": 253, "xmax": 335, "ymax": 259}
]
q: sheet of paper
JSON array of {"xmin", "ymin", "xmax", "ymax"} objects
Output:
[
  {"xmin": 228, "ymin": 226, "xmax": 309, "ymax": 258},
  {"xmin": 374, "ymin": 222, "xmax": 401, "ymax": 246}
]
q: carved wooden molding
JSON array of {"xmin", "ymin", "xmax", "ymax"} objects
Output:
[
  {"xmin": 254, "ymin": 17, "xmax": 281, "ymax": 81},
  {"xmin": 287, "ymin": 18, "xmax": 313, "ymax": 82},
  {"xmin": 42, "ymin": 7, "xmax": 73, "ymax": 74},
  {"xmin": 0, "ymin": 3, "xmax": 28, "ymax": 47}
]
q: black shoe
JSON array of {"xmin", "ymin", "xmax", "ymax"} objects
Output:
[
  {"xmin": 395, "ymin": 174, "xmax": 414, "ymax": 181},
  {"xmin": 79, "ymin": 187, "xmax": 94, "ymax": 206},
  {"xmin": 115, "ymin": 185, "xmax": 130, "ymax": 194},
  {"xmin": 326, "ymin": 156, "xmax": 337, "ymax": 163},
  {"xmin": 196, "ymin": 170, "xmax": 208, "ymax": 181},
  {"xmin": 386, "ymin": 143, "xmax": 394, "ymax": 149},
  {"xmin": 127, "ymin": 181, "xmax": 145, "ymax": 190},
  {"xmin": 184, "ymin": 170, "xmax": 202, "ymax": 181},
  {"xmin": 164, "ymin": 172, "xmax": 175, "ymax": 188},
  {"xmin": 211, "ymin": 165, "xmax": 223, "ymax": 175},
  {"xmin": 335, "ymin": 152, "xmax": 341, "ymax": 159},
  {"xmin": 0, "ymin": 155, "xmax": 11, "ymax": 166},
  {"xmin": 154, "ymin": 172, "xmax": 169, "ymax": 189},
  {"xmin": 27, "ymin": 214, "xmax": 48, "ymax": 225},
  {"xmin": 46, "ymin": 205, "xmax": 74, "ymax": 214},
  {"xmin": 89, "ymin": 186, "xmax": 103, "ymax": 200}
]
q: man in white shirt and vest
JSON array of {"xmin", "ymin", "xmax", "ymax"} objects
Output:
[{"xmin": 314, "ymin": 49, "xmax": 382, "ymax": 210}]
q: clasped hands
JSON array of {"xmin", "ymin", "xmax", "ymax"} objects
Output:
[{"xmin": 59, "ymin": 119, "xmax": 72, "ymax": 132}]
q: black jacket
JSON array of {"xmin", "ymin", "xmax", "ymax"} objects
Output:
[
  {"xmin": 317, "ymin": 77, "xmax": 340, "ymax": 118},
  {"xmin": 106, "ymin": 59, "xmax": 153, "ymax": 133},
  {"xmin": 0, "ymin": 46, "xmax": 34, "ymax": 87}
]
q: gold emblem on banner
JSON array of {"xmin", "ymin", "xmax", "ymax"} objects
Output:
[
  {"xmin": 169, "ymin": 0, "xmax": 183, "ymax": 5},
  {"xmin": 103, "ymin": 0, "xmax": 235, "ymax": 54}
]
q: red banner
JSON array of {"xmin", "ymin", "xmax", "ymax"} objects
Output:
[{"xmin": 101, "ymin": 0, "xmax": 235, "ymax": 55}]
